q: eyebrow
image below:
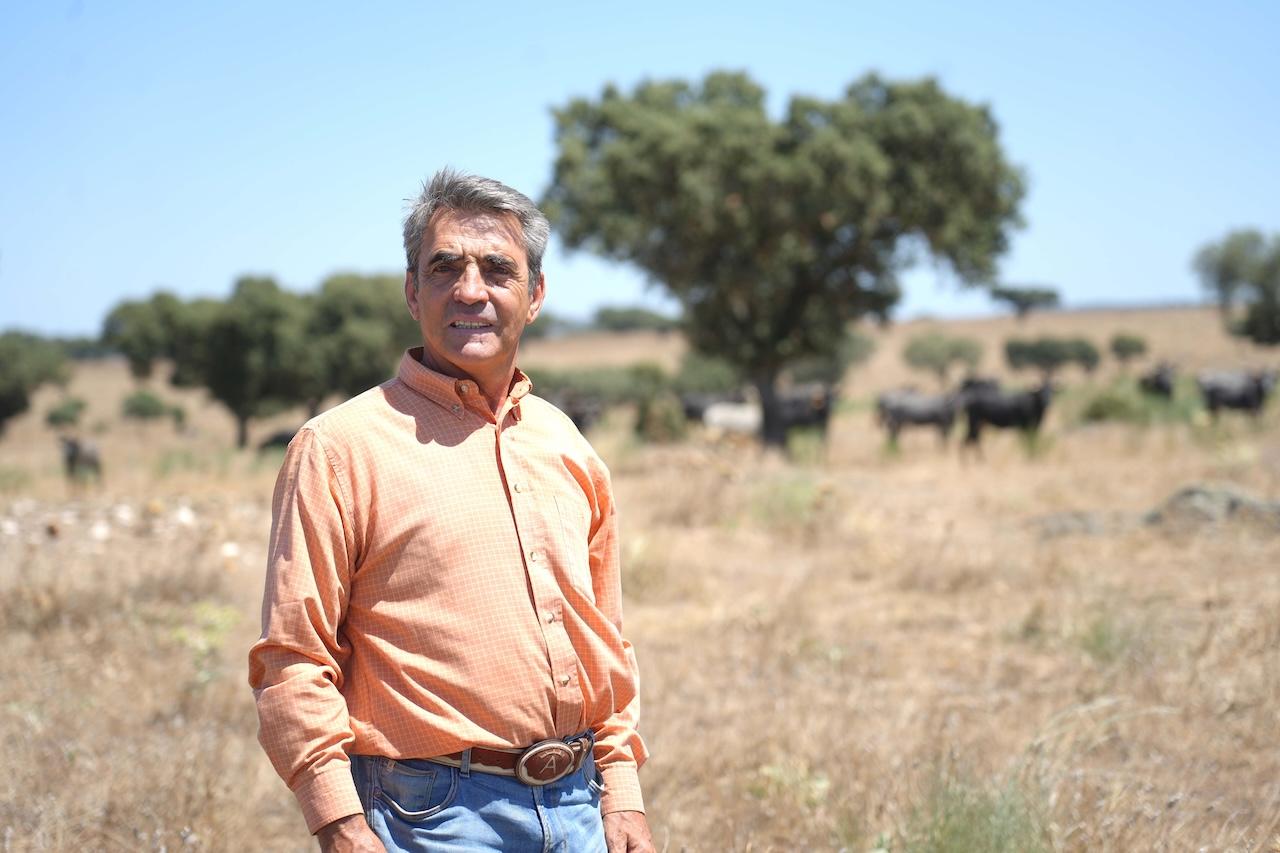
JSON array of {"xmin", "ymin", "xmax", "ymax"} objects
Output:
[
  {"xmin": 427, "ymin": 251, "xmax": 463, "ymax": 267},
  {"xmin": 483, "ymin": 253, "xmax": 517, "ymax": 268}
]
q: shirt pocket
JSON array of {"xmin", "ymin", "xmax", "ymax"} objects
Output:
[{"xmin": 553, "ymin": 492, "xmax": 596, "ymax": 603}]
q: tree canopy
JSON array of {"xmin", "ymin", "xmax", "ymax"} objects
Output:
[
  {"xmin": 0, "ymin": 331, "xmax": 70, "ymax": 436},
  {"xmin": 1110, "ymin": 332, "xmax": 1148, "ymax": 365},
  {"xmin": 100, "ymin": 274, "xmax": 418, "ymax": 448},
  {"xmin": 902, "ymin": 331, "xmax": 982, "ymax": 385},
  {"xmin": 1194, "ymin": 229, "xmax": 1280, "ymax": 346},
  {"xmin": 1005, "ymin": 335, "xmax": 1098, "ymax": 377},
  {"xmin": 307, "ymin": 273, "xmax": 420, "ymax": 406},
  {"xmin": 990, "ymin": 284, "xmax": 1059, "ymax": 320},
  {"xmin": 544, "ymin": 70, "xmax": 1024, "ymax": 445}
]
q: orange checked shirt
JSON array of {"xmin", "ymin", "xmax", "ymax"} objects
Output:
[{"xmin": 248, "ymin": 349, "xmax": 648, "ymax": 834}]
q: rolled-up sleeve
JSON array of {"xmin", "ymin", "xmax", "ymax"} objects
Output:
[{"xmin": 248, "ymin": 428, "xmax": 364, "ymax": 834}]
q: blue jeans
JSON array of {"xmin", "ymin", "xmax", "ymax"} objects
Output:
[{"xmin": 349, "ymin": 748, "xmax": 607, "ymax": 852}]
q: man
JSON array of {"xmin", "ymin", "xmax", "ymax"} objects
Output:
[{"xmin": 249, "ymin": 169, "xmax": 653, "ymax": 852}]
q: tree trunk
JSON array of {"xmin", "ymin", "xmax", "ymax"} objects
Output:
[
  {"xmin": 236, "ymin": 415, "xmax": 250, "ymax": 449},
  {"xmin": 753, "ymin": 373, "xmax": 788, "ymax": 449}
]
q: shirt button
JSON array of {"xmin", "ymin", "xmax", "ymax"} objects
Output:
[
  {"xmin": 545, "ymin": 611, "xmax": 556, "ymax": 624},
  {"xmin": 559, "ymin": 674, "xmax": 571, "ymax": 686},
  {"xmin": 529, "ymin": 550, "xmax": 542, "ymax": 562},
  {"xmin": 451, "ymin": 404, "xmax": 461, "ymax": 413},
  {"xmin": 513, "ymin": 483, "xmax": 523, "ymax": 493},
  {"xmin": 459, "ymin": 382, "xmax": 471, "ymax": 394}
]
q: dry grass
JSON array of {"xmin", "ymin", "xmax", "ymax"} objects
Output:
[{"xmin": 2, "ymin": 306, "xmax": 1279, "ymax": 851}]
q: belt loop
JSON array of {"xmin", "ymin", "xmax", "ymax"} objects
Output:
[{"xmin": 459, "ymin": 747, "xmax": 472, "ymax": 778}]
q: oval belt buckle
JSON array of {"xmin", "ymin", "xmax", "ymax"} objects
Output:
[{"xmin": 515, "ymin": 739, "xmax": 577, "ymax": 785}]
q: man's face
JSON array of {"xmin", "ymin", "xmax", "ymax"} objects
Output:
[{"xmin": 405, "ymin": 209, "xmax": 544, "ymax": 388}]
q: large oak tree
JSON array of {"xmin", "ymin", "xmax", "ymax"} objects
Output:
[
  {"xmin": 1194, "ymin": 229, "xmax": 1280, "ymax": 346},
  {"xmin": 544, "ymin": 71, "xmax": 1025, "ymax": 445}
]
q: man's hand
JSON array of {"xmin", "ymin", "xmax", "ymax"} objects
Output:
[
  {"xmin": 603, "ymin": 810, "xmax": 655, "ymax": 853},
  {"xmin": 317, "ymin": 814, "xmax": 385, "ymax": 853}
]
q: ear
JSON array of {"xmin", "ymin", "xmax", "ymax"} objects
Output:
[
  {"xmin": 525, "ymin": 272, "xmax": 546, "ymax": 325},
  {"xmin": 404, "ymin": 270, "xmax": 421, "ymax": 321}
]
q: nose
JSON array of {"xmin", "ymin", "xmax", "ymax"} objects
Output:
[{"xmin": 454, "ymin": 261, "xmax": 488, "ymax": 304}]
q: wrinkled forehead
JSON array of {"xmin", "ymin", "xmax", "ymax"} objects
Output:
[{"xmin": 423, "ymin": 209, "xmax": 527, "ymax": 259}]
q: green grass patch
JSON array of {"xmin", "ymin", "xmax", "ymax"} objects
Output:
[
  {"xmin": 1064, "ymin": 376, "xmax": 1201, "ymax": 427},
  {"xmin": 1075, "ymin": 606, "xmax": 1139, "ymax": 666},
  {"xmin": 899, "ymin": 770, "xmax": 1051, "ymax": 853}
]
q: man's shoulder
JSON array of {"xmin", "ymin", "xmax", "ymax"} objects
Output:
[
  {"xmin": 520, "ymin": 393, "xmax": 608, "ymax": 465},
  {"xmin": 300, "ymin": 380, "xmax": 400, "ymax": 444},
  {"xmin": 521, "ymin": 394, "xmax": 590, "ymax": 441}
]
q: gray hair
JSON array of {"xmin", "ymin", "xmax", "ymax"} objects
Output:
[{"xmin": 403, "ymin": 168, "xmax": 550, "ymax": 291}]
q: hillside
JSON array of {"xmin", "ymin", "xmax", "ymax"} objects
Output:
[{"xmin": 1, "ymin": 304, "xmax": 1278, "ymax": 850}]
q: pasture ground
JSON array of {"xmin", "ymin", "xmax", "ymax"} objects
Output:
[{"xmin": 1, "ymin": 306, "xmax": 1278, "ymax": 851}]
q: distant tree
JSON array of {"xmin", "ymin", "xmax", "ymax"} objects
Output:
[
  {"xmin": 1005, "ymin": 336, "xmax": 1073, "ymax": 378},
  {"xmin": 101, "ymin": 291, "xmax": 191, "ymax": 381},
  {"xmin": 0, "ymin": 332, "xmax": 70, "ymax": 436},
  {"xmin": 1109, "ymin": 332, "xmax": 1148, "ymax": 367},
  {"xmin": 544, "ymin": 71, "xmax": 1024, "ymax": 446},
  {"xmin": 522, "ymin": 310, "xmax": 578, "ymax": 341},
  {"xmin": 1194, "ymin": 229, "xmax": 1267, "ymax": 319},
  {"xmin": 185, "ymin": 276, "xmax": 315, "ymax": 448},
  {"xmin": 45, "ymin": 397, "xmax": 87, "ymax": 428},
  {"xmin": 592, "ymin": 306, "xmax": 679, "ymax": 334},
  {"xmin": 307, "ymin": 273, "xmax": 420, "ymax": 411},
  {"xmin": 1067, "ymin": 337, "xmax": 1100, "ymax": 374},
  {"xmin": 902, "ymin": 332, "xmax": 982, "ymax": 385},
  {"xmin": 991, "ymin": 285, "xmax": 1060, "ymax": 321},
  {"xmin": 1194, "ymin": 230, "xmax": 1280, "ymax": 346},
  {"xmin": 54, "ymin": 336, "xmax": 114, "ymax": 360}
]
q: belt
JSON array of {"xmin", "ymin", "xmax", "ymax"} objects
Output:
[{"xmin": 430, "ymin": 734, "xmax": 593, "ymax": 786}]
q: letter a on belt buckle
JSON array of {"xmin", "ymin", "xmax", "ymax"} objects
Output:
[{"xmin": 515, "ymin": 739, "xmax": 577, "ymax": 785}]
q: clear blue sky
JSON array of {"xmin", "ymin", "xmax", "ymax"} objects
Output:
[{"xmin": 2, "ymin": 0, "xmax": 1278, "ymax": 336}]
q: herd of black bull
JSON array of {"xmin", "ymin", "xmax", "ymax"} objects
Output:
[
  {"xmin": 877, "ymin": 365, "xmax": 1278, "ymax": 448},
  {"xmin": 51, "ymin": 366, "xmax": 1280, "ymax": 485}
]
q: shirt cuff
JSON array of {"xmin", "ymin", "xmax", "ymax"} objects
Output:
[
  {"xmin": 294, "ymin": 762, "xmax": 365, "ymax": 835},
  {"xmin": 598, "ymin": 764, "xmax": 645, "ymax": 815}
]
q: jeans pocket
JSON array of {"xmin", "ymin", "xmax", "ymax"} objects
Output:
[
  {"xmin": 373, "ymin": 758, "xmax": 459, "ymax": 823},
  {"xmin": 586, "ymin": 762, "xmax": 606, "ymax": 797}
]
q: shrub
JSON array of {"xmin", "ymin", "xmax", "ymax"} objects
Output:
[
  {"xmin": 634, "ymin": 392, "xmax": 687, "ymax": 443},
  {"xmin": 45, "ymin": 397, "xmax": 87, "ymax": 428},
  {"xmin": 1110, "ymin": 332, "xmax": 1148, "ymax": 365},
  {"xmin": 122, "ymin": 389, "xmax": 170, "ymax": 421},
  {"xmin": 1079, "ymin": 385, "xmax": 1149, "ymax": 424},
  {"xmin": 1071, "ymin": 378, "xmax": 1199, "ymax": 426}
]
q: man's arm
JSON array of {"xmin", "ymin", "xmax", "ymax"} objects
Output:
[
  {"xmin": 604, "ymin": 811, "xmax": 656, "ymax": 853},
  {"xmin": 585, "ymin": 458, "xmax": 651, "ymax": 817},
  {"xmin": 317, "ymin": 815, "xmax": 385, "ymax": 853},
  {"xmin": 248, "ymin": 428, "xmax": 366, "ymax": 834}
]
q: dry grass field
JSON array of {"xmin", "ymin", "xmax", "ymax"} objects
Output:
[{"xmin": 1, "ymin": 305, "xmax": 1278, "ymax": 851}]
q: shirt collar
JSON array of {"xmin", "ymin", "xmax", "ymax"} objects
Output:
[{"xmin": 397, "ymin": 348, "xmax": 531, "ymax": 421}]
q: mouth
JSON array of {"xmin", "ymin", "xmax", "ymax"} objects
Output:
[{"xmin": 450, "ymin": 320, "xmax": 492, "ymax": 330}]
